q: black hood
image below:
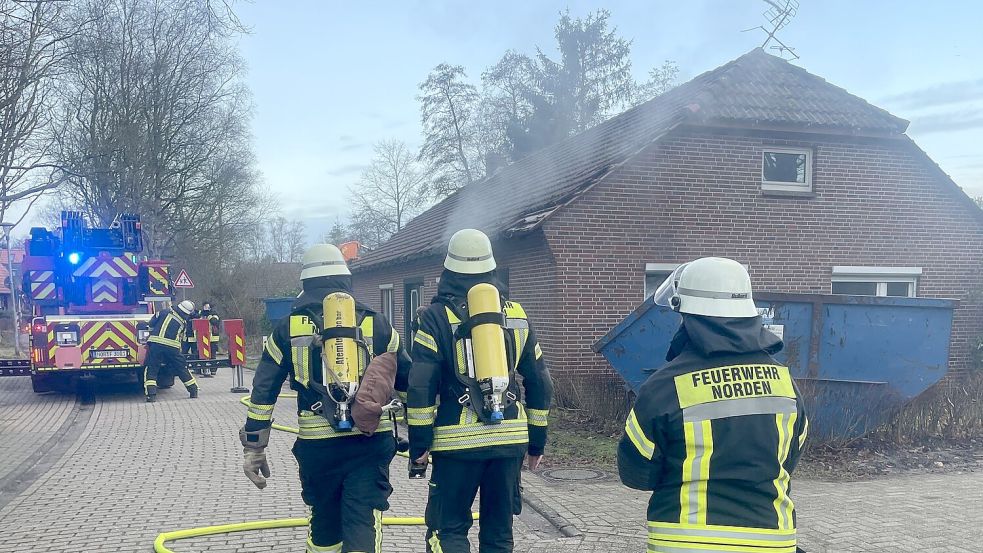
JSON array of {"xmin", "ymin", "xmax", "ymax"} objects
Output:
[
  {"xmin": 434, "ymin": 269, "xmax": 507, "ymax": 306},
  {"xmin": 293, "ymin": 276, "xmax": 374, "ymax": 314},
  {"xmin": 666, "ymin": 314, "xmax": 783, "ymax": 362}
]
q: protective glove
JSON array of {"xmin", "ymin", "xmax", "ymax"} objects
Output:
[{"xmin": 239, "ymin": 427, "xmax": 271, "ymax": 489}]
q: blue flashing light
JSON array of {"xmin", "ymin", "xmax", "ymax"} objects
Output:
[{"xmin": 67, "ymin": 252, "xmax": 81, "ymax": 265}]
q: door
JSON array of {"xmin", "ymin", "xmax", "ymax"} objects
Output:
[{"xmin": 403, "ymin": 279, "xmax": 424, "ymax": 342}]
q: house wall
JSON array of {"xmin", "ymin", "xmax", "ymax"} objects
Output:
[
  {"xmin": 543, "ymin": 126, "xmax": 983, "ymax": 380},
  {"xmin": 351, "ymin": 231, "xmax": 560, "ymax": 359}
]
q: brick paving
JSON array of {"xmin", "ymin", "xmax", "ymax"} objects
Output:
[{"xmin": 0, "ymin": 373, "xmax": 981, "ymax": 552}]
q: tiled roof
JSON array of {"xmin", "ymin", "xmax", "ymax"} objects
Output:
[{"xmin": 353, "ymin": 49, "xmax": 908, "ymax": 270}]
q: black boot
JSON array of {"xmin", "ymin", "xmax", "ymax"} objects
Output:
[
  {"xmin": 146, "ymin": 394, "xmax": 157, "ymax": 403},
  {"xmin": 188, "ymin": 384, "xmax": 199, "ymax": 399}
]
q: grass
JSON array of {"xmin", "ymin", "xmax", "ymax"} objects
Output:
[{"xmin": 542, "ymin": 407, "xmax": 620, "ymax": 469}]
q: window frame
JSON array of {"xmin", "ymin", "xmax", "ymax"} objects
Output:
[
  {"xmin": 379, "ymin": 284, "xmax": 394, "ymax": 323},
  {"xmin": 761, "ymin": 147, "xmax": 813, "ymax": 193},
  {"xmin": 644, "ymin": 263, "xmax": 681, "ymax": 299},
  {"xmin": 831, "ymin": 266, "xmax": 921, "ymax": 298}
]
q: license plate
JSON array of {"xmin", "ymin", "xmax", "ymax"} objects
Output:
[{"xmin": 92, "ymin": 349, "xmax": 129, "ymax": 359}]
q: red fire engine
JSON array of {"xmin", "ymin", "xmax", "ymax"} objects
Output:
[{"xmin": 0, "ymin": 211, "xmax": 238, "ymax": 393}]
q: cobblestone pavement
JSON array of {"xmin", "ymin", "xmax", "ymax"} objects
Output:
[
  {"xmin": 0, "ymin": 374, "xmax": 981, "ymax": 552},
  {"xmin": 0, "ymin": 375, "xmax": 87, "ymax": 508}
]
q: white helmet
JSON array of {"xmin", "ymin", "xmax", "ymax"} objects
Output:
[
  {"xmin": 300, "ymin": 243, "xmax": 351, "ymax": 280},
  {"xmin": 175, "ymin": 300, "xmax": 196, "ymax": 317},
  {"xmin": 653, "ymin": 257, "xmax": 757, "ymax": 318},
  {"xmin": 444, "ymin": 229, "xmax": 496, "ymax": 274}
]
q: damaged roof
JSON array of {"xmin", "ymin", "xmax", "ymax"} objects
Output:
[{"xmin": 352, "ymin": 48, "xmax": 909, "ymax": 271}]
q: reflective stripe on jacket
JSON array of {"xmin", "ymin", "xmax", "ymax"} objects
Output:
[{"xmin": 147, "ymin": 311, "xmax": 185, "ymax": 350}]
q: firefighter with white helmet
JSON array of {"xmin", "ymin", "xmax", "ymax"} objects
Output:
[
  {"xmin": 408, "ymin": 228, "xmax": 553, "ymax": 553},
  {"xmin": 143, "ymin": 299, "xmax": 198, "ymax": 402},
  {"xmin": 619, "ymin": 257, "xmax": 808, "ymax": 553},
  {"xmin": 240, "ymin": 243, "xmax": 411, "ymax": 553}
]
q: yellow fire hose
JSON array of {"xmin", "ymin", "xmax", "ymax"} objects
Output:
[
  {"xmin": 154, "ymin": 513, "xmax": 480, "ymax": 553},
  {"xmin": 153, "ymin": 394, "xmax": 461, "ymax": 552}
]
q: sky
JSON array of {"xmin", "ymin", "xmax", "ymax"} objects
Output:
[{"xmin": 15, "ymin": 1, "xmax": 983, "ymax": 239}]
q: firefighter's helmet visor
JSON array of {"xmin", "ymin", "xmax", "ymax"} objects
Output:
[{"xmin": 652, "ymin": 264, "xmax": 688, "ymax": 310}]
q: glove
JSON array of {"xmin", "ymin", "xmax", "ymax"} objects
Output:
[
  {"xmin": 240, "ymin": 427, "xmax": 271, "ymax": 489},
  {"xmin": 243, "ymin": 448, "xmax": 270, "ymax": 489}
]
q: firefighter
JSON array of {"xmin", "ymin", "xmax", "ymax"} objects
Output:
[
  {"xmin": 144, "ymin": 300, "xmax": 199, "ymax": 402},
  {"xmin": 408, "ymin": 229, "xmax": 553, "ymax": 553},
  {"xmin": 199, "ymin": 302, "xmax": 222, "ymax": 376},
  {"xmin": 239, "ymin": 243, "xmax": 411, "ymax": 553},
  {"xmin": 618, "ymin": 257, "xmax": 808, "ymax": 553},
  {"xmin": 182, "ymin": 306, "xmax": 199, "ymax": 359}
]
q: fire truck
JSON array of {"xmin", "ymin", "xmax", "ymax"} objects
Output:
[{"xmin": 0, "ymin": 211, "xmax": 235, "ymax": 393}]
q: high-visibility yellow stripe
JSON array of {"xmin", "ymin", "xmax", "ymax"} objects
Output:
[
  {"xmin": 373, "ymin": 509, "xmax": 382, "ymax": 553},
  {"xmin": 406, "ymin": 405, "xmax": 437, "ymax": 426},
  {"xmin": 696, "ymin": 419, "xmax": 713, "ymax": 526},
  {"xmin": 798, "ymin": 416, "xmax": 809, "ymax": 449},
  {"xmin": 526, "ymin": 407, "xmax": 549, "ymax": 427},
  {"xmin": 306, "ymin": 538, "xmax": 342, "ymax": 553},
  {"xmin": 679, "ymin": 419, "xmax": 712, "ymax": 525},
  {"xmin": 264, "ymin": 335, "xmax": 283, "ymax": 364},
  {"xmin": 625, "ymin": 408, "xmax": 656, "ymax": 460},
  {"xmin": 428, "ymin": 532, "xmax": 444, "ymax": 553},
  {"xmin": 534, "ymin": 343, "xmax": 543, "ymax": 360},
  {"xmin": 414, "ymin": 330, "xmax": 437, "ymax": 353},
  {"xmin": 386, "ymin": 328, "xmax": 400, "ymax": 353},
  {"xmin": 647, "ymin": 537, "xmax": 796, "ymax": 552},
  {"xmin": 773, "ymin": 413, "xmax": 797, "ymax": 530}
]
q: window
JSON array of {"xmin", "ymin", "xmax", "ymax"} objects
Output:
[
  {"xmin": 831, "ymin": 266, "xmax": 921, "ymax": 297},
  {"xmin": 644, "ymin": 263, "xmax": 679, "ymax": 298},
  {"xmin": 379, "ymin": 284, "xmax": 394, "ymax": 323},
  {"xmin": 762, "ymin": 147, "xmax": 812, "ymax": 193}
]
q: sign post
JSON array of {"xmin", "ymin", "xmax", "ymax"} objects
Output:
[{"xmin": 224, "ymin": 319, "xmax": 248, "ymax": 393}]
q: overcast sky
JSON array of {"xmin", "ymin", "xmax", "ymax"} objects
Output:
[{"xmin": 15, "ymin": 1, "xmax": 983, "ymax": 240}]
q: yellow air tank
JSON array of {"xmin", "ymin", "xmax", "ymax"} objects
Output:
[
  {"xmin": 322, "ymin": 292, "xmax": 359, "ymax": 430},
  {"xmin": 467, "ymin": 283, "xmax": 510, "ymax": 422}
]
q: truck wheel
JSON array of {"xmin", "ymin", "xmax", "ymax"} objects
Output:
[{"xmin": 31, "ymin": 374, "xmax": 54, "ymax": 394}]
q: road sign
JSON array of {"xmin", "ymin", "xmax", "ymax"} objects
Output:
[{"xmin": 173, "ymin": 269, "xmax": 195, "ymax": 288}]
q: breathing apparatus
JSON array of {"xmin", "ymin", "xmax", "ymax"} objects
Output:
[
  {"xmin": 465, "ymin": 283, "xmax": 511, "ymax": 422},
  {"xmin": 310, "ymin": 292, "xmax": 368, "ymax": 431}
]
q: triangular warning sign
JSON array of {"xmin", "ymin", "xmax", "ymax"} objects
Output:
[{"xmin": 173, "ymin": 269, "xmax": 195, "ymax": 288}]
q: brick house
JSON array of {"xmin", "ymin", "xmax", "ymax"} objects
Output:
[{"xmin": 351, "ymin": 49, "xmax": 983, "ymax": 394}]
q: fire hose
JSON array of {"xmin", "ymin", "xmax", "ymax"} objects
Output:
[{"xmin": 153, "ymin": 393, "xmax": 467, "ymax": 552}]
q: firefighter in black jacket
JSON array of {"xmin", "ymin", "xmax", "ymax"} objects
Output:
[
  {"xmin": 408, "ymin": 229, "xmax": 553, "ymax": 553},
  {"xmin": 618, "ymin": 257, "xmax": 808, "ymax": 553},
  {"xmin": 239, "ymin": 244, "xmax": 411, "ymax": 553},
  {"xmin": 144, "ymin": 300, "xmax": 198, "ymax": 402}
]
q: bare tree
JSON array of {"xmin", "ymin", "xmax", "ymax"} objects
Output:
[
  {"xmin": 633, "ymin": 60, "xmax": 680, "ymax": 105},
  {"xmin": 52, "ymin": 0, "xmax": 258, "ymax": 259},
  {"xmin": 285, "ymin": 219, "xmax": 306, "ymax": 262},
  {"xmin": 349, "ymin": 139, "xmax": 429, "ymax": 247},
  {"xmin": 0, "ymin": 0, "xmax": 74, "ymax": 225},
  {"xmin": 418, "ymin": 64, "xmax": 482, "ymax": 198}
]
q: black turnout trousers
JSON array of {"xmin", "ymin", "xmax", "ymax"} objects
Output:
[
  {"xmin": 425, "ymin": 456, "xmax": 523, "ymax": 553},
  {"xmin": 292, "ymin": 434, "xmax": 395, "ymax": 553}
]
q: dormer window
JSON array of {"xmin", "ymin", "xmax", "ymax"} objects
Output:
[{"xmin": 762, "ymin": 147, "xmax": 812, "ymax": 193}]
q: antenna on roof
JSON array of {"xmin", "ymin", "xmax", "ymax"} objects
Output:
[{"xmin": 742, "ymin": 0, "xmax": 800, "ymax": 60}]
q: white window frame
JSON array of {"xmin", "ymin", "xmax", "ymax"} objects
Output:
[
  {"xmin": 761, "ymin": 147, "xmax": 812, "ymax": 193},
  {"xmin": 379, "ymin": 284, "xmax": 394, "ymax": 321},
  {"xmin": 831, "ymin": 266, "xmax": 921, "ymax": 298},
  {"xmin": 644, "ymin": 263, "xmax": 681, "ymax": 298}
]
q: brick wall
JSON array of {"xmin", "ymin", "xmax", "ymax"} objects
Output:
[{"xmin": 543, "ymin": 125, "xmax": 983, "ymax": 379}]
